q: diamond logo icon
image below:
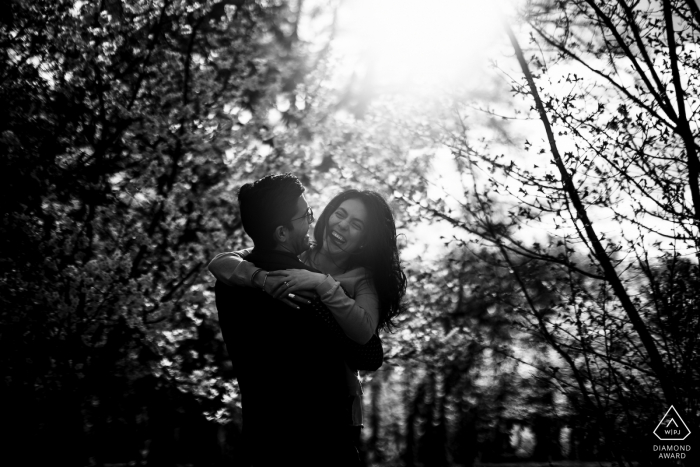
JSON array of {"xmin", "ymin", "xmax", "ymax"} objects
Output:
[{"xmin": 653, "ymin": 406, "xmax": 691, "ymax": 441}]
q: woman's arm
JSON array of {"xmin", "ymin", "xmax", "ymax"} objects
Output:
[
  {"xmin": 209, "ymin": 251, "xmax": 310, "ymax": 308},
  {"xmin": 269, "ymin": 269, "xmax": 379, "ymax": 345},
  {"xmin": 207, "ymin": 249, "xmax": 256, "ymax": 287},
  {"xmin": 315, "ymin": 276, "xmax": 379, "ymax": 345}
]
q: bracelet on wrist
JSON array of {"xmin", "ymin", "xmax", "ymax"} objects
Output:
[
  {"xmin": 261, "ymin": 272, "xmax": 269, "ymax": 292},
  {"xmin": 250, "ymin": 268, "xmax": 263, "ymax": 286}
]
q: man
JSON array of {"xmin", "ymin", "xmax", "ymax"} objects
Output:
[{"xmin": 215, "ymin": 173, "xmax": 379, "ymax": 466}]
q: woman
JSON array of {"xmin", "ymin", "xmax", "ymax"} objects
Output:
[{"xmin": 208, "ymin": 189, "xmax": 407, "ymax": 430}]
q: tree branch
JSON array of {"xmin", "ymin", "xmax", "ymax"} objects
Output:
[
  {"xmin": 662, "ymin": 0, "xmax": 700, "ymax": 239},
  {"xmin": 504, "ymin": 19, "xmax": 678, "ymax": 406}
]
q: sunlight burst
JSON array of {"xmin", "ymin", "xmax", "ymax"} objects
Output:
[{"xmin": 335, "ymin": 0, "xmax": 516, "ymax": 91}]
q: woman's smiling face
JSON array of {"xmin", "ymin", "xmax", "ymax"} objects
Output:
[{"xmin": 324, "ymin": 198, "xmax": 368, "ymax": 255}]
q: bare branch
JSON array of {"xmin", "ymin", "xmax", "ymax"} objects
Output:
[{"xmin": 504, "ymin": 19, "xmax": 678, "ymax": 405}]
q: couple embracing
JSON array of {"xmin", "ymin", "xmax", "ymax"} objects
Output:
[{"xmin": 210, "ymin": 173, "xmax": 407, "ymax": 466}]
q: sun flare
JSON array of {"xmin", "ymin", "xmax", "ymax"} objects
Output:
[{"xmin": 334, "ymin": 0, "xmax": 516, "ymax": 91}]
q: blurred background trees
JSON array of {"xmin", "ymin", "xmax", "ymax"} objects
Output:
[
  {"xmin": 1, "ymin": 0, "xmax": 335, "ymax": 464},
  {"xmin": 358, "ymin": 0, "xmax": 699, "ymax": 465},
  {"xmin": 1, "ymin": 0, "xmax": 697, "ymax": 466}
]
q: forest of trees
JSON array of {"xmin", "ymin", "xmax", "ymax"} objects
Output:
[{"xmin": 1, "ymin": 0, "xmax": 698, "ymax": 466}]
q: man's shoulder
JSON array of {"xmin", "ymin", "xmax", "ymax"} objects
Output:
[
  {"xmin": 215, "ymin": 279, "xmax": 252, "ymax": 298},
  {"xmin": 247, "ymin": 249, "xmax": 316, "ymax": 272},
  {"xmin": 214, "ymin": 281, "xmax": 270, "ymax": 340},
  {"xmin": 214, "ymin": 280, "xmax": 259, "ymax": 314},
  {"xmin": 213, "ymin": 279, "xmax": 293, "ymax": 321}
]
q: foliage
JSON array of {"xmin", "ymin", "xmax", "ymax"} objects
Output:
[
  {"xmin": 342, "ymin": 0, "xmax": 700, "ymax": 465},
  {"xmin": 0, "ymin": 0, "xmax": 335, "ymax": 464},
  {"xmin": 3, "ymin": 0, "xmax": 699, "ymax": 465},
  {"xmin": 298, "ymin": 1, "xmax": 700, "ymax": 465}
]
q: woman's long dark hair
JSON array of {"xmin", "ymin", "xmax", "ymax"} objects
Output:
[{"xmin": 313, "ymin": 190, "xmax": 407, "ymax": 331}]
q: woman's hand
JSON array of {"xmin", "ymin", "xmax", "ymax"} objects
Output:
[
  {"xmin": 263, "ymin": 273, "xmax": 314, "ymax": 308},
  {"xmin": 267, "ymin": 269, "xmax": 326, "ymax": 299}
]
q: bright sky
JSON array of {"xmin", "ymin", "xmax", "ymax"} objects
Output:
[
  {"xmin": 316, "ymin": 0, "xmax": 698, "ymax": 263},
  {"xmin": 331, "ymin": 0, "xmax": 517, "ymax": 92}
]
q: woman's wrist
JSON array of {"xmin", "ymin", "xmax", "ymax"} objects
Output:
[
  {"xmin": 313, "ymin": 272, "xmax": 329, "ymax": 288},
  {"xmin": 313, "ymin": 273, "xmax": 335, "ymax": 294},
  {"xmin": 250, "ymin": 268, "xmax": 263, "ymax": 285},
  {"xmin": 252, "ymin": 269, "xmax": 269, "ymax": 290}
]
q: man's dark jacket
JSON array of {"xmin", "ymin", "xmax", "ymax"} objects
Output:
[{"xmin": 216, "ymin": 249, "xmax": 377, "ymax": 466}]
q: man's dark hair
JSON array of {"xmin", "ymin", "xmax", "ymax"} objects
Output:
[{"xmin": 238, "ymin": 173, "xmax": 305, "ymax": 250}]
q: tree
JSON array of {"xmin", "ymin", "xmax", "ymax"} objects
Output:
[
  {"xmin": 0, "ymin": 0, "xmax": 337, "ymax": 464},
  {"xmin": 311, "ymin": 0, "xmax": 700, "ymax": 464},
  {"xmin": 366, "ymin": 0, "xmax": 699, "ymax": 463}
]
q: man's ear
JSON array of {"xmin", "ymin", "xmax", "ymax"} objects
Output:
[{"xmin": 272, "ymin": 225, "xmax": 288, "ymax": 244}]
